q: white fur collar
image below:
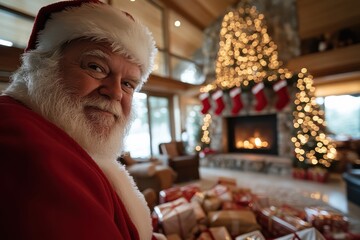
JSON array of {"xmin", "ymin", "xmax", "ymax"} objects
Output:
[{"xmin": 97, "ymin": 160, "xmax": 153, "ymax": 240}]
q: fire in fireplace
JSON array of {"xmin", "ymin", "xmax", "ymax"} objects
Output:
[{"xmin": 226, "ymin": 114, "xmax": 278, "ymax": 155}]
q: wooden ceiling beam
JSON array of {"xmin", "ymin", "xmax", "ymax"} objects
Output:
[{"xmin": 157, "ymin": 0, "xmax": 205, "ymax": 30}]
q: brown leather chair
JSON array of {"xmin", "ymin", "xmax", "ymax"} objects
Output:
[
  {"xmin": 117, "ymin": 153, "xmax": 177, "ymax": 195},
  {"xmin": 158, "ymin": 141, "xmax": 200, "ymax": 183}
]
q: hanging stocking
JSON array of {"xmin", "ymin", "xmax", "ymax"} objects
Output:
[
  {"xmin": 252, "ymin": 82, "xmax": 268, "ymax": 111},
  {"xmin": 212, "ymin": 90, "xmax": 225, "ymax": 115},
  {"xmin": 199, "ymin": 92, "xmax": 211, "ymax": 114},
  {"xmin": 273, "ymin": 80, "xmax": 290, "ymax": 110},
  {"xmin": 230, "ymin": 87, "xmax": 243, "ymax": 115}
]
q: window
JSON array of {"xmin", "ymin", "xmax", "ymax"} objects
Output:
[
  {"xmin": 184, "ymin": 104, "xmax": 203, "ymax": 153},
  {"xmin": 170, "ymin": 55, "xmax": 205, "ymax": 85},
  {"xmin": 124, "ymin": 93, "xmax": 151, "ymax": 157},
  {"xmin": 149, "ymin": 96, "xmax": 172, "ymax": 155},
  {"xmin": 316, "ymin": 94, "xmax": 360, "ymax": 139},
  {"xmin": 124, "ymin": 93, "xmax": 172, "ymax": 158}
]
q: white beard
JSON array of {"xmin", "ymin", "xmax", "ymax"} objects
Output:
[{"xmin": 26, "ymin": 64, "xmax": 132, "ymax": 164}]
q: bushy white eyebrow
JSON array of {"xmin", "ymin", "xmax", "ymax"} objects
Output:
[{"xmin": 81, "ymin": 49, "xmax": 110, "ymax": 60}]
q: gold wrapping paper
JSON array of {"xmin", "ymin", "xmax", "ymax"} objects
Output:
[{"xmin": 208, "ymin": 210, "xmax": 261, "ymax": 236}]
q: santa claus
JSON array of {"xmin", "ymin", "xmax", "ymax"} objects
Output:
[{"xmin": 0, "ymin": 0, "xmax": 165, "ymax": 239}]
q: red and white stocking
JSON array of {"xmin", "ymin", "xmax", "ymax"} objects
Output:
[
  {"xmin": 199, "ymin": 92, "xmax": 211, "ymax": 114},
  {"xmin": 230, "ymin": 87, "xmax": 243, "ymax": 115},
  {"xmin": 252, "ymin": 82, "xmax": 267, "ymax": 111},
  {"xmin": 273, "ymin": 80, "xmax": 290, "ymax": 110},
  {"xmin": 212, "ymin": 90, "xmax": 225, "ymax": 115}
]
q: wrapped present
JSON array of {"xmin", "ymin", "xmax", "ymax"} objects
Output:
[
  {"xmin": 151, "ymin": 211, "xmax": 159, "ymax": 233},
  {"xmin": 274, "ymin": 227, "xmax": 325, "ymax": 240},
  {"xmin": 191, "ymin": 191, "xmax": 206, "ymax": 204},
  {"xmin": 203, "ymin": 197, "xmax": 222, "ymax": 212},
  {"xmin": 322, "ymin": 231, "xmax": 360, "ymax": 240},
  {"xmin": 257, "ymin": 207, "xmax": 311, "ymax": 238},
  {"xmin": 292, "ymin": 168, "xmax": 307, "ymax": 180},
  {"xmin": 217, "ymin": 176, "xmax": 237, "ymax": 187},
  {"xmin": 159, "ymin": 187, "xmax": 184, "ymax": 204},
  {"xmin": 181, "ymin": 184, "xmax": 201, "ymax": 202},
  {"xmin": 190, "ymin": 201, "xmax": 206, "ymax": 222},
  {"xmin": 235, "ymin": 230, "xmax": 266, "ymax": 240},
  {"xmin": 261, "ymin": 204, "xmax": 306, "ymax": 220},
  {"xmin": 191, "ymin": 192, "xmax": 222, "ymax": 213},
  {"xmin": 208, "ymin": 210, "xmax": 261, "ymax": 237},
  {"xmin": 160, "ymin": 184, "xmax": 201, "ymax": 203},
  {"xmin": 154, "ymin": 197, "xmax": 197, "ymax": 239},
  {"xmin": 250, "ymin": 194, "xmax": 270, "ymax": 211},
  {"xmin": 197, "ymin": 226, "xmax": 232, "ymax": 240},
  {"xmin": 205, "ymin": 184, "xmax": 232, "ymax": 202},
  {"xmin": 307, "ymin": 167, "xmax": 329, "ymax": 183},
  {"xmin": 304, "ymin": 207, "xmax": 349, "ymax": 234},
  {"xmin": 232, "ymin": 190, "xmax": 253, "ymax": 207},
  {"xmin": 221, "ymin": 201, "xmax": 249, "ymax": 211},
  {"xmin": 166, "ymin": 234, "xmax": 182, "ymax": 240}
]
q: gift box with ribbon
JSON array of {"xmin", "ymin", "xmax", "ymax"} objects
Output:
[
  {"xmin": 232, "ymin": 190, "xmax": 254, "ymax": 207},
  {"xmin": 273, "ymin": 227, "xmax": 325, "ymax": 240},
  {"xmin": 154, "ymin": 197, "xmax": 197, "ymax": 239},
  {"xmin": 304, "ymin": 207, "xmax": 349, "ymax": 234},
  {"xmin": 256, "ymin": 207, "xmax": 312, "ymax": 238},
  {"xmin": 235, "ymin": 230, "xmax": 266, "ymax": 240},
  {"xmin": 307, "ymin": 167, "xmax": 329, "ymax": 183},
  {"xmin": 292, "ymin": 168, "xmax": 307, "ymax": 180},
  {"xmin": 208, "ymin": 210, "xmax": 261, "ymax": 237},
  {"xmin": 197, "ymin": 226, "xmax": 232, "ymax": 240},
  {"xmin": 191, "ymin": 192, "xmax": 222, "ymax": 213},
  {"xmin": 217, "ymin": 176, "xmax": 237, "ymax": 187},
  {"xmin": 181, "ymin": 184, "xmax": 201, "ymax": 202},
  {"xmin": 159, "ymin": 187, "xmax": 184, "ymax": 204},
  {"xmin": 190, "ymin": 201, "xmax": 206, "ymax": 222},
  {"xmin": 205, "ymin": 184, "xmax": 232, "ymax": 202},
  {"xmin": 159, "ymin": 184, "xmax": 201, "ymax": 204},
  {"xmin": 221, "ymin": 201, "xmax": 250, "ymax": 211}
]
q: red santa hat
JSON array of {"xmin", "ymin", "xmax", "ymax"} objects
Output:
[{"xmin": 26, "ymin": 0, "xmax": 157, "ymax": 83}]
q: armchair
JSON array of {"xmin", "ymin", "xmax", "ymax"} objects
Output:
[
  {"xmin": 158, "ymin": 141, "xmax": 200, "ymax": 183},
  {"xmin": 117, "ymin": 153, "xmax": 177, "ymax": 195}
]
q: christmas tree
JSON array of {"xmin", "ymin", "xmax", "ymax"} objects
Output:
[
  {"xmin": 199, "ymin": 0, "xmax": 337, "ymax": 172},
  {"xmin": 291, "ymin": 68, "xmax": 337, "ymax": 170},
  {"xmin": 215, "ymin": 0, "xmax": 285, "ymax": 89}
]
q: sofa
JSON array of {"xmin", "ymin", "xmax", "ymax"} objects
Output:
[
  {"xmin": 118, "ymin": 153, "xmax": 177, "ymax": 195},
  {"xmin": 343, "ymin": 169, "xmax": 360, "ymax": 207}
]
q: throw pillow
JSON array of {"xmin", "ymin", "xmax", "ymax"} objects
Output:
[{"xmin": 164, "ymin": 142, "xmax": 179, "ymax": 158}]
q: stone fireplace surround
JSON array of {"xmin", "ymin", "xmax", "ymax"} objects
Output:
[{"xmin": 202, "ymin": 89, "xmax": 296, "ymax": 175}]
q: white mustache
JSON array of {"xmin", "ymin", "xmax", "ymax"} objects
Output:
[{"xmin": 82, "ymin": 98, "xmax": 122, "ymax": 119}]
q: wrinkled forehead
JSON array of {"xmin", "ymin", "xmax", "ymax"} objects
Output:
[{"xmin": 61, "ymin": 38, "xmax": 138, "ymax": 64}]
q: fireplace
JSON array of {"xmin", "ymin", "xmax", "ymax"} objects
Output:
[{"xmin": 226, "ymin": 114, "xmax": 278, "ymax": 155}]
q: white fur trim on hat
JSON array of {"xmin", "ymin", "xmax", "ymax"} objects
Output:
[{"xmin": 34, "ymin": 2, "xmax": 157, "ymax": 84}]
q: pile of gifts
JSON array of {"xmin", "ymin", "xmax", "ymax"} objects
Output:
[
  {"xmin": 292, "ymin": 167, "xmax": 329, "ymax": 183},
  {"xmin": 151, "ymin": 177, "xmax": 359, "ymax": 240}
]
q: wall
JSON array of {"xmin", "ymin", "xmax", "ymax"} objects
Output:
[{"xmin": 0, "ymin": 82, "xmax": 9, "ymax": 93}]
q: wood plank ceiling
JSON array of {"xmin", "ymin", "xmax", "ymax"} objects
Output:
[{"xmin": 157, "ymin": 0, "xmax": 239, "ymax": 30}]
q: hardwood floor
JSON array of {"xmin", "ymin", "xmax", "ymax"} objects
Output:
[{"xmin": 180, "ymin": 166, "xmax": 360, "ymax": 233}]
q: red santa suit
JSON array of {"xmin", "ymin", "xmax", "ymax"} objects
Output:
[{"xmin": 0, "ymin": 96, "xmax": 156, "ymax": 240}]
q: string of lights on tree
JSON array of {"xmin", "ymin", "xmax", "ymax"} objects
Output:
[
  {"xmin": 199, "ymin": 0, "xmax": 337, "ymax": 169},
  {"xmin": 291, "ymin": 68, "xmax": 337, "ymax": 168}
]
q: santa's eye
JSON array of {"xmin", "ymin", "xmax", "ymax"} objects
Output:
[
  {"xmin": 81, "ymin": 59, "xmax": 109, "ymax": 79},
  {"xmin": 88, "ymin": 63, "xmax": 104, "ymax": 73}
]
